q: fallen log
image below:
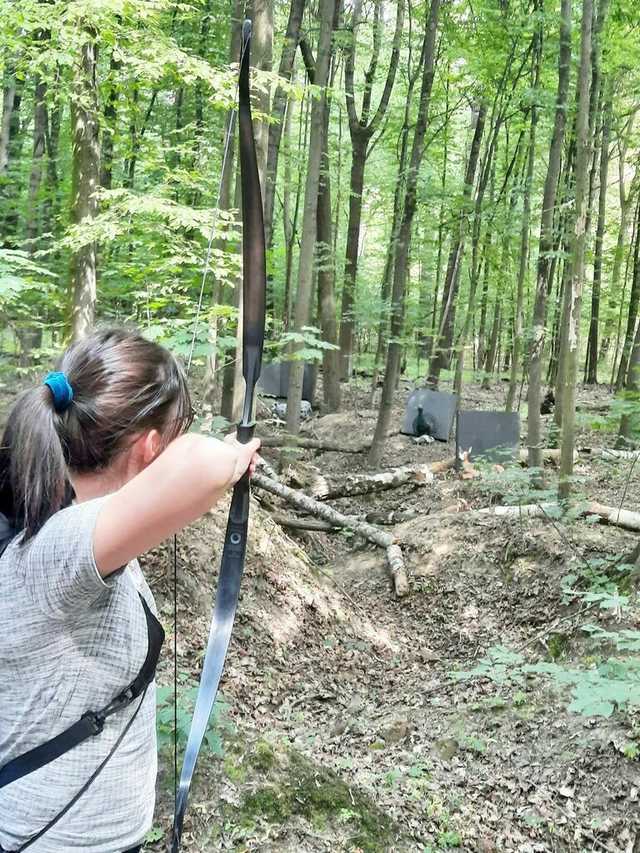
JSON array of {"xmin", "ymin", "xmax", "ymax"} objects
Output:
[
  {"xmin": 314, "ymin": 458, "xmax": 457, "ymax": 500},
  {"xmin": 478, "ymin": 500, "xmax": 640, "ymax": 532},
  {"xmin": 518, "ymin": 448, "xmax": 579, "ymax": 465},
  {"xmin": 579, "ymin": 447, "xmax": 640, "ymax": 462},
  {"xmin": 273, "ymin": 508, "xmax": 420, "ymax": 531},
  {"xmin": 257, "ymin": 435, "xmax": 370, "ymax": 453},
  {"xmin": 270, "ymin": 513, "xmax": 339, "ymax": 532},
  {"xmin": 478, "ymin": 503, "xmax": 553, "ymax": 518},
  {"xmin": 252, "ymin": 472, "xmax": 409, "ymax": 597},
  {"xmin": 256, "ymin": 456, "xmax": 280, "ymax": 481},
  {"xmin": 316, "ymin": 463, "xmax": 434, "ymax": 500},
  {"xmin": 585, "ymin": 501, "xmax": 640, "ymax": 532}
]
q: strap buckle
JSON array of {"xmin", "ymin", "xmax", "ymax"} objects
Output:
[
  {"xmin": 99, "ymin": 687, "xmax": 136, "ymax": 721},
  {"xmin": 81, "ymin": 711, "xmax": 105, "ymax": 736}
]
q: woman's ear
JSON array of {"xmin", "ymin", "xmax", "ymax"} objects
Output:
[{"xmin": 141, "ymin": 429, "xmax": 163, "ymax": 466}]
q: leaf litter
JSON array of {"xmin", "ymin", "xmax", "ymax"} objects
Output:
[{"xmin": 145, "ymin": 380, "xmax": 640, "ymax": 852}]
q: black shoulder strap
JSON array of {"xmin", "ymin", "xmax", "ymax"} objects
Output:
[{"xmin": 0, "ymin": 594, "xmax": 164, "ymax": 790}]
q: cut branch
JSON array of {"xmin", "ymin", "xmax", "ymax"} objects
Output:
[
  {"xmin": 585, "ymin": 501, "xmax": 640, "ymax": 532},
  {"xmin": 252, "ymin": 471, "xmax": 408, "ymax": 596},
  {"xmin": 519, "ymin": 448, "xmax": 579, "ymax": 465},
  {"xmin": 270, "ymin": 513, "xmax": 338, "ymax": 532},
  {"xmin": 258, "ymin": 434, "xmax": 371, "ymax": 453},
  {"xmin": 315, "ymin": 463, "xmax": 436, "ymax": 500},
  {"xmin": 477, "ymin": 500, "xmax": 640, "ymax": 532},
  {"xmin": 579, "ymin": 447, "xmax": 640, "ymax": 462}
]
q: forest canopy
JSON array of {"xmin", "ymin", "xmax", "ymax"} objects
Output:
[{"xmin": 2, "ymin": 0, "xmax": 640, "ymax": 474}]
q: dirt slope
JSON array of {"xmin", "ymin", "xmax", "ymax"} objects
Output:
[{"xmin": 146, "ymin": 380, "xmax": 640, "ymax": 852}]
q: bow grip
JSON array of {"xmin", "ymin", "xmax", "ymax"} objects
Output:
[
  {"xmin": 236, "ymin": 422, "xmax": 256, "ymax": 444},
  {"xmin": 223, "ymin": 477, "xmax": 250, "ymax": 577}
]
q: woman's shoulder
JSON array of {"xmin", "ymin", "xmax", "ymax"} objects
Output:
[{"xmin": 9, "ymin": 496, "xmax": 117, "ymax": 618}]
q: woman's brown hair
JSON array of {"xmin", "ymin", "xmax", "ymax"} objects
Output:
[{"xmin": 0, "ymin": 327, "xmax": 193, "ymax": 541}]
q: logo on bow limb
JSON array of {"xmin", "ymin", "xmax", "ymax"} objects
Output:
[{"xmin": 169, "ymin": 19, "xmax": 266, "ymax": 852}]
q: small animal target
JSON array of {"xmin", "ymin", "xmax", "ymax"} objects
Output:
[
  {"xmin": 540, "ymin": 389, "xmax": 555, "ymax": 415},
  {"xmin": 401, "ymin": 389, "xmax": 457, "ymax": 442}
]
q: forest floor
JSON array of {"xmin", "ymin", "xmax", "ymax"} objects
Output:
[{"xmin": 140, "ymin": 377, "xmax": 640, "ymax": 853}]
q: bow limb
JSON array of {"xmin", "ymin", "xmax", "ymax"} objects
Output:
[{"xmin": 169, "ymin": 19, "xmax": 266, "ymax": 852}]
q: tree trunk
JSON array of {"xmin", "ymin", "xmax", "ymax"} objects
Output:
[
  {"xmin": 558, "ymin": 0, "xmax": 593, "ymax": 499},
  {"xmin": 338, "ymin": 0, "xmax": 405, "ymax": 379},
  {"xmin": 551, "ymin": 135, "xmax": 576, "ymax": 418},
  {"xmin": 251, "ymin": 0, "xmax": 273, "ymax": 193},
  {"xmin": 43, "ymin": 93, "xmax": 62, "ymax": 248},
  {"xmin": 316, "ymin": 95, "xmax": 341, "ymax": 411},
  {"xmin": 203, "ymin": 8, "xmax": 243, "ymax": 411},
  {"xmin": 282, "ymin": 87, "xmax": 303, "ymax": 329},
  {"xmin": 263, "ymin": 0, "xmax": 307, "ymax": 249},
  {"xmin": 602, "ymin": 182, "xmax": 638, "ymax": 363},
  {"xmin": 285, "ymin": 0, "xmax": 336, "ymax": 434},
  {"xmin": 428, "ymin": 102, "xmax": 487, "ymax": 386},
  {"xmin": 611, "ymin": 199, "xmax": 639, "ymax": 384},
  {"xmin": 417, "ymin": 223, "xmax": 435, "ymax": 365},
  {"xmin": 100, "ymin": 49, "xmax": 121, "ymax": 190},
  {"xmin": 371, "ymin": 45, "xmax": 421, "ymax": 392},
  {"xmin": 481, "ymin": 295, "xmax": 502, "ymax": 388},
  {"xmin": 615, "ymin": 193, "xmax": 640, "ymax": 390},
  {"xmin": 368, "ymin": 0, "xmax": 441, "ymax": 466},
  {"xmin": 0, "ymin": 67, "xmax": 17, "ymax": 174},
  {"xmin": 585, "ymin": 87, "xmax": 611, "ymax": 384},
  {"xmin": 24, "ymin": 77, "xmax": 48, "ymax": 254},
  {"xmin": 600, "ymin": 115, "xmax": 638, "ymax": 362},
  {"xmin": 527, "ymin": 0, "xmax": 572, "ymax": 469},
  {"xmin": 453, "ymin": 111, "xmax": 500, "ymax": 398},
  {"xmin": 0, "ymin": 74, "xmax": 24, "ymax": 245},
  {"xmin": 338, "ymin": 136, "xmax": 367, "ymax": 378},
  {"xmin": 476, "ymin": 227, "xmax": 493, "ymax": 370},
  {"xmin": 431, "ymin": 72, "xmax": 450, "ymax": 365},
  {"xmin": 617, "ymin": 319, "xmax": 640, "ymax": 447},
  {"xmin": 70, "ymin": 36, "xmax": 101, "ymax": 341},
  {"xmin": 506, "ymin": 20, "xmax": 542, "ymax": 411}
]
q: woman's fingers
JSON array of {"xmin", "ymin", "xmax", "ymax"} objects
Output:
[
  {"xmin": 225, "ymin": 436, "xmax": 261, "ymax": 484},
  {"xmin": 248, "ymin": 451, "xmax": 261, "ymax": 477}
]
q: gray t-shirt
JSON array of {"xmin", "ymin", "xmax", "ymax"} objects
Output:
[{"xmin": 0, "ymin": 497, "xmax": 158, "ymax": 852}]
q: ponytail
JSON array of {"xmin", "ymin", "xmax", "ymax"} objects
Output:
[
  {"xmin": 0, "ymin": 326, "xmax": 192, "ymax": 544},
  {"xmin": 0, "ymin": 386, "xmax": 71, "ymax": 541}
]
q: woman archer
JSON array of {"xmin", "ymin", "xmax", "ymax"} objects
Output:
[{"xmin": 0, "ymin": 327, "xmax": 260, "ymax": 852}]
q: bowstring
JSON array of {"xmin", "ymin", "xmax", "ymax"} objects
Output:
[{"xmin": 174, "ymin": 32, "xmax": 250, "ymax": 814}]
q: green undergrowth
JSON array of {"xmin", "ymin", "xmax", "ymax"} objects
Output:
[
  {"xmin": 222, "ymin": 739, "xmax": 397, "ymax": 851},
  {"xmin": 454, "ymin": 560, "xmax": 640, "ymax": 724}
]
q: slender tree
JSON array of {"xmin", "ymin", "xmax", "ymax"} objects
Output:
[
  {"xmin": 285, "ymin": 0, "xmax": 337, "ymax": 434},
  {"xmin": 600, "ymin": 113, "xmax": 639, "ymax": 363},
  {"xmin": 585, "ymin": 87, "xmax": 612, "ymax": 383},
  {"xmin": 316, "ymin": 4, "xmax": 342, "ymax": 412},
  {"xmin": 428, "ymin": 102, "xmax": 487, "ymax": 387},
  {"xmin": 24, "ymin": 76, "xmax": 48, "ymax": 254},
  {"xmin": 527, "ymin": 0, "xmax": 572, "ymax": 470},
  {"xmin": 371, "ymin": 31, "xmax": 423, "ymax": 394},
  {"xmin": 558, "ymin": 0, "xmax": 593, "ymax": 499},
  {"xmin": 614, "ymin": 197, "xmax": 640, "ymax": 387},
  {"xmin": 506, "ymin": 15, "xmax": 542, "ymax": 412},
  {"xmin": 369, "ymin": 0, "xmax": 441, "ymax": 466},
  {"xmin": 338, "ymin": 0, "xmax": 405, "ymax": 379},
  {"xmin": 70, "ymin": 34, "xmax": 100, "ymax": 341},
  {"xmin": 263, "ymin": 0, "xmax": 306, "ymax": 250}
]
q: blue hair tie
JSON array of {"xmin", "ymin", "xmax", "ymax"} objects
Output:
[{"xmin": 43, "ymin": 371, "xmax": 74, "ymax": 413}]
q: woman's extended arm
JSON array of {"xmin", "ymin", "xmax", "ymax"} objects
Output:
[{"xmin": 93, "ymin": 434, "xmax": 259, "ymax": 576}]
